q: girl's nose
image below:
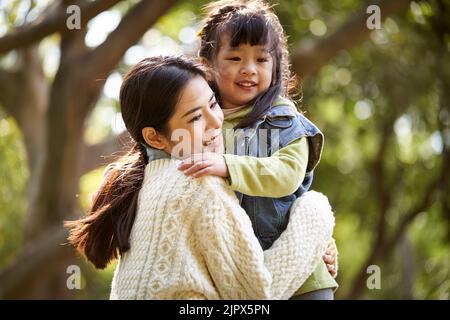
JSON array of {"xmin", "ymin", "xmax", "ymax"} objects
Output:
[{"xmin": 240, "ymin": 63, "xmax": 257, "ymax": 76}]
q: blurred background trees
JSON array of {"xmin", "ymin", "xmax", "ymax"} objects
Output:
[{"xmin": 0, "ymin": 0, "xmax": 448, "ymax": 299}]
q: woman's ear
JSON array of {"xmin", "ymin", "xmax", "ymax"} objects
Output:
[{"xmin": 142, "ymin": 127, "xmax": 167, "ymax": 150}]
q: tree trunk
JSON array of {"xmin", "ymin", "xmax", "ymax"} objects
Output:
[{"xmin": 0, "ymin": 0, "xmax": 180, "ymax": 298}]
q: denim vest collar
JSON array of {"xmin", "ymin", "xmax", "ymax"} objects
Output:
[
  {"xmin": 240, "ymin": 104, "xmax": 297, "ymax": 143},
  {"xmin": 265, "ymin": 104, "xmax": 297, "ymax": 118},
  {"xmin": 143, "ymin": 144, "xmax": 170, "ymax": 162}
]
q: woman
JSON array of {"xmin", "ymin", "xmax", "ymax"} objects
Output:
[{"xmin": 65, "ymin": 55, "xmax": 334, "ymax": 299}]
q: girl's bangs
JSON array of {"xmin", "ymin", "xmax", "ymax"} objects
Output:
[{"xmin": 224, "ymin": 13, "xmax": 273, "ymax": 49}]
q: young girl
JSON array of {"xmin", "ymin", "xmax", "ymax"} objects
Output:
[
  {"xmin": 65, "ymin": 55, "xmax": 335, "ymax": 299},
  {"xmin": 177, "ymin": 0, "xmax": 338, "ymax": 299}
]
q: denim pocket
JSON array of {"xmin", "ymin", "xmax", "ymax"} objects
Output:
[
  {"xmin": 265, "ymin": 117, "xmax": 293, "ymax": 129},
  {"xmin": 273, "ymin": 194, "xmax": 296, "ymax": 230},
  {"xmin": 251, "ymin": 196, "xmax": 295, "ymax": 250}
]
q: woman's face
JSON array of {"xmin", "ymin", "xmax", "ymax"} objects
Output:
[{"xmin": 164, "ymin": 76, "xmax": 224, "ymax": 159}]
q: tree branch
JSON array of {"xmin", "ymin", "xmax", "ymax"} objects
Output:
[
  {"xmin": 0, "ymin": 0, "xmax": 123, "ymax": 54},
  {"xmin": 291, "ymin": 0, "xmax": 411, "ymax": 78},
  {"xmin": 346, "ymin": 149, "xmax": 450, "ymax": 299},
  {"xmin": 385, "ymin": 156, "xmax": 450, "ymax": 252},
  {"xmin": 0, "ymin": 224, "xmax": 69, "ymax": 298},
  {"xmin": 85, "ymin": 0, "xmax": 179, "ymax": 81},
  {"xmin": 0, "ymin": 46, "xmax": 48, "ymax": 174},
  {"xmin": 79, "ymin": 130, "xmax": 130, "ymax": 175},
  {"xmin": 0, "ymin": 67, "xmax": 20, "ymax": 118},
  {"xmin": 371, "ymin": 117, "xmax": 394, "ymax": 247}
]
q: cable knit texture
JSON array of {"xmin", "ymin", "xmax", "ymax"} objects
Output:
[{"xmin": 110, "ymin": 159, "xmax": 334, "ymax": 300}]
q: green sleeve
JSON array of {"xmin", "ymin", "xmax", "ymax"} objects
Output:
[
  {"xmin": 222, "ymin": 138, "xmax": 309, "ymax": 198},
  {"xmin": 293, "ymin": 261, "xmax": 339, "ymax": 296}
]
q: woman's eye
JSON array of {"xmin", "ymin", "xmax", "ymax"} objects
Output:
[
  {"xmin": 189, "ymin": 114, "xmax": 202, "ymax": 123},
  {"xmin": 258, "ymin": 57, "xmax": 269, "ymax": 62},
  {"xmin": 210, "ymin": 102, "xmax": 218, "ymax": 109},
  {"xmin": 228, "ymin": 57, "xmax": 241, "ymax": 61}
]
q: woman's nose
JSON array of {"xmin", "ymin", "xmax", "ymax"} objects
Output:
[{"xmin": 206, "ymin": 109, "xmax": 223, "ymax": 129}]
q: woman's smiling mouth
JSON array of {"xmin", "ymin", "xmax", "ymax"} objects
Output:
[{"xmin": 203, "ymin": 134, "xmax": 220, "ymax": 147}]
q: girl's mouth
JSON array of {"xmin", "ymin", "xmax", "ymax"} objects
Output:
[{"xmin": 236, "ymin": 80, "xmax": 257, "ymax": 88}]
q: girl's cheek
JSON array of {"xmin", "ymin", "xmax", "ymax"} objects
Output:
[{"xmin": 218, "ymin": 65, "xmax": 232, "ymax": 77}]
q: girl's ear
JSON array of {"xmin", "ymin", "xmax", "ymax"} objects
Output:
[
  {"xmin": 142, "ymin": 127, "xmax": 168, "ymax": 150},
  {"xmin": 201, "ymin": 58, "xmax": 216, "ymax": 82}
]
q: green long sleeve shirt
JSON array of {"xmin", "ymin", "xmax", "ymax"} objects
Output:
[
  {"xmin": 221, "ymin": 102, "xmax": 308, "ymax": 198},
  {"xmin": 223, "ymin": 138, "xmax": 309, "ymax": 197},
  {"xmin": 221, "ymin": 102, "xmax": 338, "ymax": 296}
]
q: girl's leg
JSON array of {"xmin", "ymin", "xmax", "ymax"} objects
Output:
[{"xmin": 289, "ymin": 288, "xmax": 334, "ymax": 300}]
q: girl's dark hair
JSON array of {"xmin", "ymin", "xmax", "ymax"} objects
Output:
[
  {"xmin": 198, "ymin": 0, "xmax": 298, "ymax": 129},
  {"xmin": 65, "ymin": 55, "xmax": 207, "ymax": 269}
]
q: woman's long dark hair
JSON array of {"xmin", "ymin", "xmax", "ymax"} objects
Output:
[
  {"xmin": 198, "ymin": 0, "xmax": 299, "ymax": 129},
  {"xmin": 65, "ymin": 56, "xmax": 207, "ymax": 269}
]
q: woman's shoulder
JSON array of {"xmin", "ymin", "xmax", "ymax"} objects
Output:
[
  {"xmin": 201, "ymin": 176, "xmax": 239, "ymax": 203},
  {"xmin": 143, "ymin": 159, "xmax": 236, "ymax": 203},
  {"xmin": 176, "ymin": 174, "xmax": 241, "ymax": 215}
]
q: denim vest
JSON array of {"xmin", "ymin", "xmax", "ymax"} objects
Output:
[
  {"xmin": 144, "ymin": 103, "xmax": 324, "ymax": 250},
  {"xmin": 143, "ymin": 146, "xmax": 170, "ymax": 162},
  {"xmin": 227, "ymin": 104, "xmax": 324, "ymax": 249}
]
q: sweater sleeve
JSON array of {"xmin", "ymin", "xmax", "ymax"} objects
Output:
[
  {"xmin": 223, "ymin": 138, "xmax": 309, "ymax": 197},
  {"xmin": 193, "ymin": 177, "xmax": 334, "ymax": 299}
]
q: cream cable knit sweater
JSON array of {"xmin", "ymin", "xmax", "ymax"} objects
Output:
[{"xmin": 110, "ymin": 159, "xmax": 334, "ymax": 300}]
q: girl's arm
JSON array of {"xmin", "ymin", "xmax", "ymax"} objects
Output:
[
  {"xmin": 224, "ymin": 137, "xmax": 308, "ymax": 197},
  {"xmin": 194, "ymin": 177, "xmax": 334, "ymax": 299},
  {"xmin": 178, "ymin": 138, "xmax": 308, "ymax": 198}
]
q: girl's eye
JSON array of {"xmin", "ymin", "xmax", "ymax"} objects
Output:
[
  {"xmin": 228, "ymin": 57, "xmax": 241, "ymax": 61},
  {"xmin": 210, "ymin": 102, "xmax": 218, "ymax": 109},
  {"xmin": 258, "ymin": 57, "xmax": 269, "ymax": 63}
]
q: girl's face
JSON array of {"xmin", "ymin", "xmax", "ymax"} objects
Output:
[
  {"xmin": 211, "ymin": 34, "xmax": 274, "ymax": 109},
  {"xmin": 164, "ymin": 76, "xmax": 224, "ymax": 158}
]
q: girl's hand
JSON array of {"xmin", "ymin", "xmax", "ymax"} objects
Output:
[
  {"xmin": 177, "ymin": 152, "xmax": 229, "ymax": 179},
  {"xmin": 323, "ymin": 238, "xmax": 338, "ymax": 278}
]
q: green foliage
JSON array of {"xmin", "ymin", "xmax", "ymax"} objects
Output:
[
  {"xmin": 0, "ymin": 113, "xmax": 28, "ymax": 268},
  {"xmin": 84, "ymin": 100, "xmax": 120, "ymax": 145},
  {"xmin": 72, "ymin": 258, "xmax": 117, "ymax": 300},
  {"xmin": 78, "ymin": 166, "xmax": 107, "ymax": 210},
  {"xmin": 410, "ymin": 206, "xmax": 450, "ymax": 299},
  {"xmin": 156, "ymin": 1, "xmax": 208, "ymax": 40},
  {"xmin": 306, "ymin": 0, "xmax": 450, "ymax": 299}
]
